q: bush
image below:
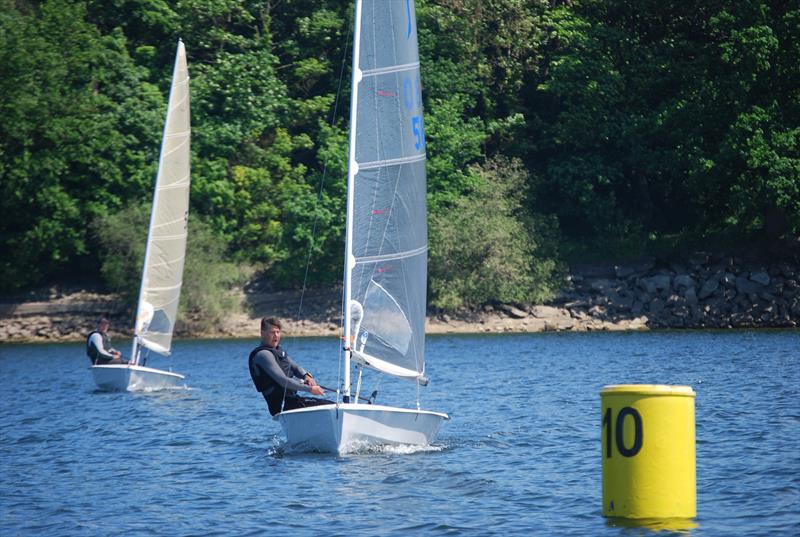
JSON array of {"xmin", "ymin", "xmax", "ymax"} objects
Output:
[
  {"xmin": 92, "ymin": 204, "xmax": 148, "ymax": 300},
  {"xmin": 429, "ymin": 156, "xmax": 563, "ymax": 310},
  {"xmin": 181, "ymin": 217, "xmax": 249, "ymax": 327},
  {"xmin": 92, "ymin": 204, "xmax": 245, "ymax": 328}
]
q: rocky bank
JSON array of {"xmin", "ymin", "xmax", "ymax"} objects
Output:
[{"xmin": 0, "ymin": 253, "xmax": 797, "ymax": 344}]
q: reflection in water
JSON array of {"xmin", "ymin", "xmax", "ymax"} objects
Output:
[{"xmin": 605, "ymin": 516, "xmax": 699, "ymax": 534}]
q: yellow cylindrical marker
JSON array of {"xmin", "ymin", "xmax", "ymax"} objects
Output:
[{"xmin": 601, "ymin": 384, "xmax": 696, "ymax": 520}]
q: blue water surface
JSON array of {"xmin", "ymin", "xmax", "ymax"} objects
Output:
[{"xmin": 1, "ymin": 330, "xmax": 798, "ymax": 536}]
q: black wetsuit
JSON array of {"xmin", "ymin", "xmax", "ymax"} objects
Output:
[{"xmin": 248, "ymin": 345, "xmax": 333, "ymax": 415}]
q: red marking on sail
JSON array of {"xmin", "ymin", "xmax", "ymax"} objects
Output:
[
  {"xmin": 372, "ymin": 209, "xmax": 390, "ymax": 215},
  {"xmin": 377, "ymin": 89, "xmax": 397, "ymax": 97}
]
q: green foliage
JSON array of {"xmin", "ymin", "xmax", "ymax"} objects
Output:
[
  {"xmin": 3, "ymin": 0, "xmax": 797, "ymax": 309},
  {"xmin": 91, "ymin": 204, "xmax": 148, "ymax": 299},
  {"xmin": 723, "ymin": 105, "xmax": 800, "ymax": 234},
  {"xmin": 181, "ymin": 216, "xmax": 249, "ymax": 327},
  {"xmin": 0, "ymin": 0, "xmax": 161, "ymax": 290},
  {"xmin": 532, "ymin": 0, "xmax": 800, "ymax": 246},
  {"xmin": 429, "ymin": 157, "xmax": 563, "ymax": 310},
  {"xmin": 417, "ymin": 0, "xmax": 549, "ymax": 210},
  {"xmin": 92, "ymin": 204, "xmax": 245, "ymax": 326},
  {"xmin": 191, "ymin": 48, "xmax": 287, "ymax": 160}
]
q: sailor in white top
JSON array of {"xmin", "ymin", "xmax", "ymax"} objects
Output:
[{"xmin": 86, "ymin": 318, "xmax": 125, "ymax": 364}]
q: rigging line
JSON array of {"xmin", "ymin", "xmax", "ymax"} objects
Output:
[
  {"xmin": 287, "ymin": 17, "xmax": 352, "ymax": 406},
  {"xmin": 335, "ymin": 17, "xmax": 355, "ymax": 405},
  {"xmin": 296, "ymin": 19, "xmax": 352, "ymax": 323}
]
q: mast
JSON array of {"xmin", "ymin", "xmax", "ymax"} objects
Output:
[{"xmin": 343, "ymin": 0, "xmax": 364, "ymax": 402}]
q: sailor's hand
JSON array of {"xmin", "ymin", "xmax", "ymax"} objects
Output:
[
  {"xmin": 303, "ymin": 374, "xmax": 318, "ymax": 387},
  {"xmin": 310, "ymin": 385, "xmax": 325, "ymax": 396}
]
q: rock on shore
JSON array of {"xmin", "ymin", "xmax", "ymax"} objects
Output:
[
  {"xmin": 0, "ymin": 253, "xmax": 797, "ymax": 343},
  {"xmin": 553, "ymin": 254, "xmax": 798, "ymax": 330}
]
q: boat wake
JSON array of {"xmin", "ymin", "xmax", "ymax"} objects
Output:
[
  {"xmin": 368, "ymin": 443, "xmax": 447, "ymax": 455},
  {"xmin": 272, "ymin": 437, "xmax": 449, "ymax": 457},
  {"xmin": 336, "ymin": 440, "xmax": 448, "ymax": 456},
  {"xmin": 135, "ymin": 383, "xmax": 190, "ymax": 393},
  {"xmin": 91, "ymin": 384, "xmax": 190, "ymax": 395}
]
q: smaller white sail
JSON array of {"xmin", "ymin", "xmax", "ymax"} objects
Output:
[{"xmin": 135, "ymin": 40, "xmax": 191, "ymax": 356}]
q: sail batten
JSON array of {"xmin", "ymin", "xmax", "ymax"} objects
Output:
[
  {"xmin": 157, "ymin": 177, "xmax": 191, "ymax": 191},
  {"xmin": 358, "ymin": 153, "xmax": 425, "ymax": 170},
  {"xmin": 355, "ymin": 245, "xmax": 427, "ymax": 265},
  {"xmin": 153, "ymin": 215, "xmax": 190, "ymax": 228},
  {"xmin": 143, "ymin": 282, "xmax": 184, "ymax": 292},
  {"xmin": 165, "ymin": 129, "xmax": 190, "ymax": 138},
  {"xmin": 149, "ymin": 232, "xmax": 188, "ymax": 241},
  {"xmin": 362, "ymin": 61, "xmax": 419, "ymax": 77},
  {"xmin": 345, "ymin": 0, "xmax": 427, "ymax": 381}
]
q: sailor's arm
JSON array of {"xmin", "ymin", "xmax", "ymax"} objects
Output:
[
  {"xmin": 256, "ymin": 352, "xmax": 311, "ymax": 393},
  {"xmin": 284, "ymin": 353, "xmax": 310, "ymax": 380},
  {"xmin": 89, "ymin": 333, "xmax": 116, "ymax": 359},
  {"xmin": 284, "ymin": 354, "xmax": 320, "ymax": 387}
]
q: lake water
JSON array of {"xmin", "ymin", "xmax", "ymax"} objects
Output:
[{"xmin": 1, "ymin": 330, "xmax": 798, "ymax": 536}]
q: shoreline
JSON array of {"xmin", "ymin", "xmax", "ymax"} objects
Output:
[
  {"xmin": 0, "ymin": 289, "xmax": 653, "ymax": 344},
  {"xmin": 1, "ymin": 253, "xmax": 797, "ymax": 344}
]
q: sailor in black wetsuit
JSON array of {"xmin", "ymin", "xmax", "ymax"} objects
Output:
[
  {"xmin": 86, "ymin": 318, "xmax": 125, "ymax": 365},
  {"xmin": 248, "ymin": 317, "xmax": 333, "ymax": 415}
]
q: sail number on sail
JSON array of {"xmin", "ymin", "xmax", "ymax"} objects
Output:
[{"xmin": 403, "ymin": 74, "xmax": 424, "ymax": 150}]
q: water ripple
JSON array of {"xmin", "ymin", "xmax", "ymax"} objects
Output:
[{"xmin": 1, "ymin": 332, "xmax": 798, "ymax": 535}]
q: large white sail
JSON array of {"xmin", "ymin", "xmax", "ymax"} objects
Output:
[
  {"xmin": 345, "ymin": 0, "xmax": 427, "ymax": 381},
  {"xmin": 134, "ymin": 40, "xmax": 191, "ymax": 356}
]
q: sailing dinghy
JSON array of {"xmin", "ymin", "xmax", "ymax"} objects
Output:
[
  {"xmin": 276, "ymin": 0, "xmax": 449, "ymax": 453},
  {"xmin": 92, "ymin": 40, "xmax": 190, "ymax": 391}
]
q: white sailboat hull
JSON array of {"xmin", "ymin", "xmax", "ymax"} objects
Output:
[
  {"xmin": 276, "ymin": 403, "xmax": 449, "ymax": 454},
  {"xmin": 91, "ymin": 364, "xmax": 185, "ymax": 391}
]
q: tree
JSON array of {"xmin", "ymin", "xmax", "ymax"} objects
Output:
[
  {"xmin": 531, "ymin": 0, "xmax": 800, "ymax": 252},
  {"xmin": 0, "ymin": 0, "xmax": 160, "ymax": 290},
  {"xmin": 92, "ymin": 204, "xmax": 244, "ymax": 327},
  {"xmin": 429, "ymin": 157, "xmax": 562, "ymax": 310}
]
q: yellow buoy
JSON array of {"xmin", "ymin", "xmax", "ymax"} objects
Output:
[{"xmin": 601, "ymin": 384, "xmax": 696, "ymax": 520}]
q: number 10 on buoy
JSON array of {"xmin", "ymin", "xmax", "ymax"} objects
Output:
[{"xmin": 600, "ymin": 385, "xmax": 696, "ymax": 520}]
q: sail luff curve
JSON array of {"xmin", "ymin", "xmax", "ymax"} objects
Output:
[{"xmin": 134, "ymin": 40, "xmax": 191, "ymax": 356}]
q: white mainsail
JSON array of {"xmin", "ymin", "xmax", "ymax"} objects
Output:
[
  {"xmin": 91, "ymin": 40, "xmax": 190, "ymax": 391},
  {"xmin": 344, "ymin": 0, "xmax": 428, "ymax": 389},
  {"xmin": 134, "ymin": 40, "xmax": 191, "ymax": 358}
]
